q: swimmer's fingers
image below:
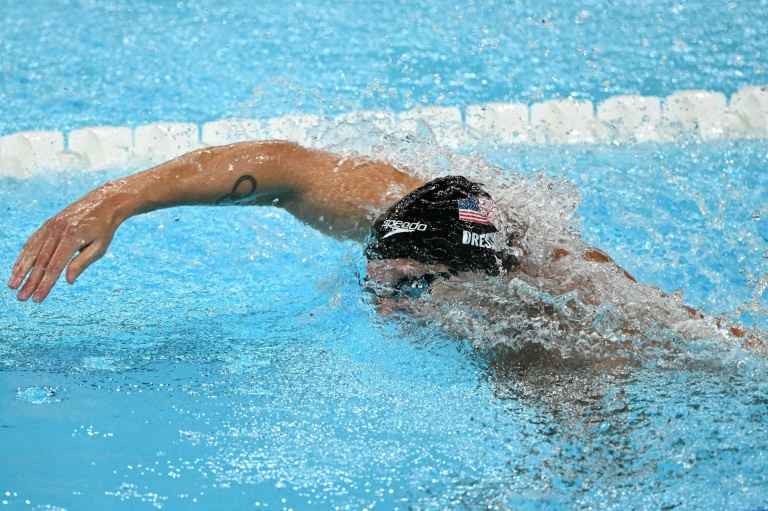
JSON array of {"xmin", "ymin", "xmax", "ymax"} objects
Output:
[
  {"xmin": 8, "ymin": 224, "xmax": 50, "ymax": 290},
  {"xmin": 30, "ymin": 220, "xmax": 115, "ymax": 303},
  {"xmin": 15, "ymin": 228, "xmax": 64, "ymax": 302},
  {"xmin": 65, "ymin": 239, "xmax": 111, "ymax": 286},
  {"xmin": 30, "ymin": 234, "xmax": 92, "ymax": 303}
]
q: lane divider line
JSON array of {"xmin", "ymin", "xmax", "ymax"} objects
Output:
[{"xmin": 1, "ymin": 85, "xmax": 766, "ymax": 178}]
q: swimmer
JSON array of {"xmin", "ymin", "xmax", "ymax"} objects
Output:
[{"xmin": 6, "ymin": 141, "xmax": 760, "ymax": 353}]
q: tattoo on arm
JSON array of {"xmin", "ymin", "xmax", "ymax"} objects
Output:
[{"xmin": 216, "ymin": 175, "xmax": 258, "ymax": 204}]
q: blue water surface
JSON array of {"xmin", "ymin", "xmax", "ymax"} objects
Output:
[
  {"xmin": 1, "ymin": 0, "xmax": 767, "ymax": 135},
  {"xmin": 2, "ymin": 141, "xmax": 768, "ymax": 510},
  {"xmin": 3, "ymin": 0, "xmax": 768, "ymax": 509}
]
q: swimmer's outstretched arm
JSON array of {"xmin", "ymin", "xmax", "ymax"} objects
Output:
[{"xmin": 9, "ymin": 141, "xmax": 425, "ymax": 302}]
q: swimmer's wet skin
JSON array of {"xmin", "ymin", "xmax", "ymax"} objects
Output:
[{"xmin": 6, "ymin": 140, "xmax": 759, "ymax": 351}]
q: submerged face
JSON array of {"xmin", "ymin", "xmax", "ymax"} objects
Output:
[
  {"xmin": 366, "ymin": 258, "xmax": 452, "ymax": 288},
  {"xmin": 364, "ymin": 258, "xmax": 453, "ymax": 314}
]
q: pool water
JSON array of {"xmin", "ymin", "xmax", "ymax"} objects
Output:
[
  {"xmin": 495, "ymin": 141, "xmax": 768, "ymax": 320},
  {"xmin": 2, "ymin": 140, "xmax": 768, "ymax": 510},
  {"xmin": 2, "ymin": 0, "xmax": 766, "ymax": 134},
  {"xmin": 3, "ymin": 0, "xmax": 768, "ymax": 509}
]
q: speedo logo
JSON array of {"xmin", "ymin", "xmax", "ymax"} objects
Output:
[
  {"xmin": 381, "ymin": 219, "xmax": 428, "ymax": 238},
  {"xmin": 462, "ymin": 230, "xmax": 504, "ymax": 250}
]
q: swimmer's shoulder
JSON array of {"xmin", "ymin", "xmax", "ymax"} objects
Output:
[
  {"xmin": 255, "ymin": 142, "xmax": 427, "ymax": 240},
  {"xmin": 272, "ymin": 142, "xmax": 426, "ymax": 196}
]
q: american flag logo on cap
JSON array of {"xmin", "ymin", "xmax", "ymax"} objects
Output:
[{"xmin": 457, "ymin": 197, "xmax": 502, "ymax": 226}]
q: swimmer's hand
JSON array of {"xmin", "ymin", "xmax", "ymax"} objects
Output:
[{"xmin": 8, "ymin": 183, "xmax": 129, "ymax": 302}]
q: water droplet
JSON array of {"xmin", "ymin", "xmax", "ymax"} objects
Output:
[{"xmin": 752, "ymin": 209, "xmax": 760, "ymax": 220}]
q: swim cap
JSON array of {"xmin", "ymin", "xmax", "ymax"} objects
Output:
[{"xmin": 365, "ymin": 176, "xmax": 522, "ymax": 276}]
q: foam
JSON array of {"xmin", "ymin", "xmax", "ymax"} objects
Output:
[{"xmin": 1, "ymin": 85, "xmax": 767, "ymax": 177}]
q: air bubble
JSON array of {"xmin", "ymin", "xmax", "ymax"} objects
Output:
[{"xmin": 752, "ymin": 209, "xmax": 761, "ymax": 220}]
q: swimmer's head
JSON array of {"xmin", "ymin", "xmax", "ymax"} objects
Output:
[{"xmin": 365, "ymin": 176, "xmax": 523, "ymax": 277}]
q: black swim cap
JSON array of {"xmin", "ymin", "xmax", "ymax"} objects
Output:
[{"xmin": 365, "ymin": 176, "xmax": 522, "ymax": 276}]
